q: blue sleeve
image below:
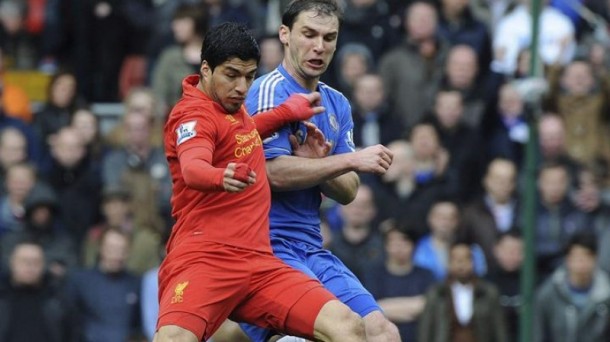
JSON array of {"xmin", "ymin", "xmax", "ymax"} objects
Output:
[
  {"xmin": 332, "ymin": 98, "xmax": 356, "ymax": 155},
  {"xmin": 246, "ymin": 79, "xmax": 293, "ymax": 159}
]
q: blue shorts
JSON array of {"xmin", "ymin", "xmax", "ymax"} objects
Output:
[{"xmin": 240, "ymin": 237, "xmax": 381, "ymax": 341}]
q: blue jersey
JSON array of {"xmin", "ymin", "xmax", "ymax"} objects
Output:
[{"xmin": 246, "ymin": 65, "xmax": 356, "ymax": 248}]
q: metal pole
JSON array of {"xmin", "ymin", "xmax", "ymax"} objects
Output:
[{"xmin": 519, "ymin": 0, "xmax": 543, "ymax": 340}]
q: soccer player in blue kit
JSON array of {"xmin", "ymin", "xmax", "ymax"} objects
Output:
[{"xmin": 240, "ymin": 1, "xmax": 400, "ymax": 341}]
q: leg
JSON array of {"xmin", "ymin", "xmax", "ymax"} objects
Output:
[
  {"xmin": 363, "ymin": 311, "xmax": 401, "ymax": 342},
  {"xmin": 154, "ymin": 325, "xmax": 199, "ymax": 342},
  {"xmin": 311, "ymin": 300, "xmax": 365, "ymax": 342}
]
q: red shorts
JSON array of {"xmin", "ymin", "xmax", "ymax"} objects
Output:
[{"xmin": 156, "ymin": 239, "xmax": 335, "ymax": 341}]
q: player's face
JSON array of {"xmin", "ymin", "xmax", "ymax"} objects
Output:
[
  {"xmin": 201, "ymin": 57, "xmax": 258, "ymax": 114},
  {"xmin": 280, "ymin": 10, "xmax": 339, "ymax": 84}
]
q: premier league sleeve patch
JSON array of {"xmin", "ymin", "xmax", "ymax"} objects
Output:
[{"xmin": 176, "ymin": 121, "xmax": 197, "ymax": 145}]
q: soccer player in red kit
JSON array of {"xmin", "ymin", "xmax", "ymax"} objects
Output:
[{"xmin": 154, "ymin": 23, "xmax": 366, "ymax": 342}]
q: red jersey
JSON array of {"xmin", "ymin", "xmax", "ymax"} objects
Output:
[{"xmin": 164, "ymin": 75, "xmax": 271, "ymax": 253}]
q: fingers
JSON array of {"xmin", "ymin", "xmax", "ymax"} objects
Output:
[{"xmin": 289, "ymin": 134, "xmax": 299, "ymax": 151}]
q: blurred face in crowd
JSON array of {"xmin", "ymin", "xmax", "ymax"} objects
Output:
[
  {"xmin": 538, "ymin": 115, "xmax": 566, "ymax": 158},
  {"xmin": 71, "ymin": 109, "xmax": 98, "ymax": 145},
  {"xmin": 449, "ymin": 244, "xmax": 474, "ymax": 283},
  {"xmin": 494, "ymin": 235, "xmax": 524, "ymax": 272},
  {"xmin": 446, "ymin": 45, "xmax": 478, "ymax": 89},
  {"xmin": 498, "ymin": 84, "xmax": 524, "ymax": 118},
  {"xmin": 340, "ymin": 52, "xmax": 369, "ymax": 87},
  {"xmin": 172, "ymin": 16, "xmax": 197, "ymax": 44},
  {"xmin": 5, "ymin": 164, "xmax": 35, "ymax": 202},
  {"xmin": 259, "ymin": 37, "xmax": 283, "ymax": 72},
  {"xmin": 0, "ymin": 2, "xmax": 23, "ymax": 35},
  {"xmin": 405, "ymin": 2, "xmax": 437, "ymax": 41},
  {"xmin": 354, "ymin": 74, "xmax": 384, "ymax": 113},
  {"xmin": 385, "ymin": 230, "xmax": 414, "ymax": 265},
  {"xmin": 280, "ymin": 10, "xmax": 339, "ymax": 86},
  {"xmin": 51, "ymin": 73, "xmax": 77, "ymax": 108},
  {"xmin": 340, "ymin": 185, "xmax": 377, "ymax": 227},
  {"xmin": 411, "ymin": 124, "xmax": 441, "ymax": 160},
  {"xmin": 383, "ymin": 141, "xmax": 414, "ymax": 183},
  {"xmin": 99, "ymin": 230, "xmax": 130, "ymax": 274},
  {"xmin": 428, "ymin": 201, "xmax": 459, "ymax": 240},
  {"xmin": 561, "ymin": 61, "xmax": 594, "ymax": 96},
  {"xmin": 0, "ymin": 128, "xmax": 27, "ymax": 169},
  {"xmin": 442, "ymin": 0, "xmax": 469, "ymax": 16},
  {"xmin": 10, "ymin": 243, "xmax": 45, "ymax": 286},
  {"xmin": 573, "ymin": 169, "xmax": 601, "ymax": 213},
  {"xmin": 538, "ymin": 165, "xmax": 570, "ymax": 206},
  {"xmin": 51, "ymin": 128, "xmax": 86, "ymax": 168},
  {"xmin": 126, "ymin": 89, "xmax": 156, "ymax": 119},
  {"xmin": 434, "ymin": 91, "xmax": 463, "ymax": 129},
  {"xmin": 124, "ymin": 111, "xmax": 152, "ymax": 149},
  {"xmin": 484, "ymin": 159, "xmax": 517, "ymax": 204},
  {"xmin": 103, "ymin": 197, "xmax": 131, "ymax": 227},
  {"xmin": 566, "ymin": 245, "xmax": 596, "ymax": 288}
]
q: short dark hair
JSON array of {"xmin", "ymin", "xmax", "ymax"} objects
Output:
[
  {"xmin": 566, "ymin": 232, "xmax": 598, "ymax": 255},
  {"xmin": 200, "ymin": 22, "xmax": 260, "ymax": 71},
  {"xmin": 282, "ymin": 0, "xmax": 342, "ymax": 29}
]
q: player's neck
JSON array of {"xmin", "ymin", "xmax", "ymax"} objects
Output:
[{"xmin": 282, "ymin": 61, "xmax": 319, "ymax": 92}]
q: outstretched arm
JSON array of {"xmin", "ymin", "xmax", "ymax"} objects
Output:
[
  {"xmin": 266, "ymin": 144, "xmax": 392, "ymax": 197},
  {"xmin": 253, "ymin": 92, "xmax": 324, "ymax": 139}
]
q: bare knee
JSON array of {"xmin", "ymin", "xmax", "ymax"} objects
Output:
[
  {"xmin": 313, "ymin": 300, "xmax": 366, "ymax": 342},
  {"xmin": 364, "ymin": 311, "xmax": 401, "ymax": 342},
  {"xmin": 154, "ymin": 325, "xmax": 199, "ymax": 342}
]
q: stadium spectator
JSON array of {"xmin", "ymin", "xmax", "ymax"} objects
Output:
[
  {"xmin": 331, "ymin": 43, "xmax": 374, "ymax": 100},
  {"xmin": 460, "ymin": 158, "xmax": 521, "ymax": 270},
  {"xmin": 0, "ymin": 127, "xmax": 27, "ymax": 194},
  {"xmin": 0, "ymin": 162, "xmax": 36, "ymax": 236},
  {"xmin": 152, "ymin": 4, "xmax": 208, "ymax": 113},
  {"xmin": 379, "ymin": 1, "xmax": 449, "ymax": 129},
  {"xmin": 414, "ymin": 198, "xmax": 487, "ymax": 280},
  {"xmin": 0, "ymin": 184, "xmax": 77, "ymax": 280},
  {"xmin": 70, "ymin": 107, "xmax": 109, "ymax": 161},
  {"xmin": 32, "ymin": 70, "xmax": 82, "ymax": 146},
  {"xmin": 351, "ymin": 73, "xmax": 404, "ymax": 148},
  {"xmin": 329, "ymin": 184, "xmax": 385, "ymax": 281},
  {"xmin": 362, "ymin": 226, "xmax": 436, "ymax": 341},
  {"xmin": 534, "ymin": 233, "xmax": 610, "ymax": 342},
  {"xmin": 65, "ymin": 228, "xmax": 142, "ymax": 342},
  {"xmin": 44, "ymin": 127, "xmax": 101, "ymax": 247},
  {"xmin": 485, "ymin": 230, "xmax": 524, "ymax": 342},
  {"xmin": 257, "ymin": 34, "xmax": 283, "ymax": 76},
  {"xmin": 0, "ymin": 0, "xmax": 39, "ymax": 70},
  {"xmin": 537, "ymin": 113, "xmax": 581, "ymax": 179},
  {"xmin": 419, "ymin": 242, "xmax": 507, "ymax": 341},
  {"xmin": 0, "ymin": 241, "xmax": 78, "ymax": 342},
  {"xmin": 535, "ymin": 162, "xmax": 592, "ymax": 280}
]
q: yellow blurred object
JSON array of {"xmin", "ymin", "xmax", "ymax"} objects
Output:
[{"xmin": 3, "ymin": 70, "xmax": 51, "ymax": 103}]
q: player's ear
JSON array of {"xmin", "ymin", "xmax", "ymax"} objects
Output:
[
  {"xmin": 279, "ymin": 25, "xmax": 289, "ymax": 46},
  {"xmin": 200, "ymin": 61, "xmax": 210, "ymax": 79}
]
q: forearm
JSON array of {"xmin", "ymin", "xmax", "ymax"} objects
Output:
[
  {"xmin": 320, "ymin": 171, "xmax": 359, "ymax": 205},
  {"xmin": 377, "ymin": 296, "xmax": 426, "ymax": 323},
  {"xmin": 266, "ymin": 154, "xmax": 356, "ymax": 191},
  {"xmin": 179, "ymin": 147, "xmax": 225, "ymax": 191}
]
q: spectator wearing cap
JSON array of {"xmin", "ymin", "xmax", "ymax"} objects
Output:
[{"xmin": 0, "ymin": 183, "xmax": 77, "ymax": 281}]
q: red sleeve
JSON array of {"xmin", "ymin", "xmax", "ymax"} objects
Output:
[
  {"xmin": 253, "ymin": 95, "xmax": 315, "ymax": 138},
  {"xmin": 179, "ymin": 146, "xmax": 225, "ymax": 191},
  {"xmin": 173, "ymin": 113, "xmax": 225, "ymax": 192}
]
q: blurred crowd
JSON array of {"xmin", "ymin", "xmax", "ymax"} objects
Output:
[{"xmin": 0, "ymin": 0, "xmax": 610, "ymax": 341}]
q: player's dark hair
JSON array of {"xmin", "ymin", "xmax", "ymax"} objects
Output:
[
  {"xmin": 282, "ymin": 0, "xmax": 342, "ymax": 29},
  {"xmin": 200, "ymin": 22, "xmax": 260, "ymax": 71}
]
